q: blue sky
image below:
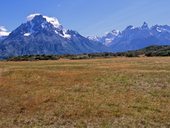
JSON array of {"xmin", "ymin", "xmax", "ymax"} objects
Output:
[{"xmin": 0, "ymin": 0, "xmax": 170, "ymax": 36}]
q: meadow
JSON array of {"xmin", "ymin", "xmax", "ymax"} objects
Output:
[{"xmin": 0, "ymin": 57, "xmax": 170, "ymax": 128}]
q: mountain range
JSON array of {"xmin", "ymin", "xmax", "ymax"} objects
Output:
[
  {"xmin": 89, "ymin": 22, "xmax": 170, "ymax": 52},
  {"xmin": 0, "ymin": 14, "xmax": 170, "ymax": 59}
]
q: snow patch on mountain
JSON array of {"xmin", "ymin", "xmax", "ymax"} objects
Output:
[
  {"xmin": 55, "ymin": 30, "xmax": 71, "ymax": 39},
  {"xmin": 87, "ymin": 36, "xmax": 101, "ymax": 42},
  {"xmin": 156, "ymin": 27, "xmax": 162, "ymax": 33},
  {"xmin": 26, "ymin": 13, "xmax": 71, "ymax": 39},
  {"xmin": 24, "ymin": 33, "xmax": 31, "ymax": 36},
  {"xmin": 27, "ymin": 13, "xmax": 61, "ymax": 29},
  {"xmin": 62, "ymin": 30, "xmax": 71, "ymax": 39},
  {"xmin": 43, "ymin": 16, "xmax": 61, "ymax": 28},
  {"xmin": 88, "ymin": 29, "xmax": 120, "ymax": 46},
  {"xmin": 105, "ymin": 30, "xmax": 120, "ymax": 36}
]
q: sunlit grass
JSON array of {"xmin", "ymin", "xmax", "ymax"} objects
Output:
[{"xmin": 0, "ymin": 57, "xmax": 170, "ymax": 127}]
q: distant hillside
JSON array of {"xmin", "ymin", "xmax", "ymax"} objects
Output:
[{"xmin": 125, "ymin": 45, "xmax": 170, "ymax": 57}]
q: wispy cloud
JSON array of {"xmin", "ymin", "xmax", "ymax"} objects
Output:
[{"xmin": 0, "ymin": 26, "xmax": 10, "ymax": 36}]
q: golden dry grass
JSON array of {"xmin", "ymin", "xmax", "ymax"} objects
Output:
[{"xmin": 0, "ymin": 57, "xmax": 170, "ymax": 128}]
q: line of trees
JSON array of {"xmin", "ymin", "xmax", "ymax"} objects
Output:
[{"xmin": 6, "ymin": 45, "xmax": 170, "ymax": 61}]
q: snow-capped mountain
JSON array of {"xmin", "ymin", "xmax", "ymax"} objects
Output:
[
  {"xmin": 90, "ymin": 22, "xmax": 170, "ymax": 52},
  {"xmin": 100, "ymin": 30, "xmax": 120, "ymax": 46},
  {"xmin": 24, "ymin": 13, "xmax": 71, "ymax": 39},
  {"xmin": 88, "ymin": 29, "xmax": 120, "ymax": 46},
  {"xmin": 0, "ymin": 14, "xmax": 109, "ymax": 58}
]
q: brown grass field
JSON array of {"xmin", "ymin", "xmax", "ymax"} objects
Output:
[{"xmin": 0, "ymin": 57, "xmax": 170, "ymax": 128}]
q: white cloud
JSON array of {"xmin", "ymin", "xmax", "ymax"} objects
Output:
[
  {"xmin": 0, "ymin": 26, "xmax": 8, "ymax": 32},
  {"xmin": 0, "ymin": 26, "xmax": 10, "ymax": 36},
  {"xmin": 26, "ymin": 13, "xmax": 41, "ymax": 21}
]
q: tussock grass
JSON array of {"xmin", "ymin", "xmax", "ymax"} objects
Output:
[{"xmin": 0, "ymin": 57, "xmax": 170, "ymax": 127}]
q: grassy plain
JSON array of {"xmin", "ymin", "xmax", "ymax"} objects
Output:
[{"xmin": 0, "ymin": 57, "xmax": 170, "ymax": 128}]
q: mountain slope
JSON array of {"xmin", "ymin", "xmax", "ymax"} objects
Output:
[
  {"xmin": 0, "ymin": 14, "xmax": 109, "ymax": 59},
  {"xmin": 119, "ymin": 45, "xmax": 170, "ymax": 57}
]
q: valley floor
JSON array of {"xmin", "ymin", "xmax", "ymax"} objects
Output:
[{"xmin": 0, "ymin": 57, "xmax": 170, "ymax": 128}]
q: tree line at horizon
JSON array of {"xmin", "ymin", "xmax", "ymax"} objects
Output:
[{"xmin": 6, "ymin": 45, "xmax": 170, "ymax": 61}]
